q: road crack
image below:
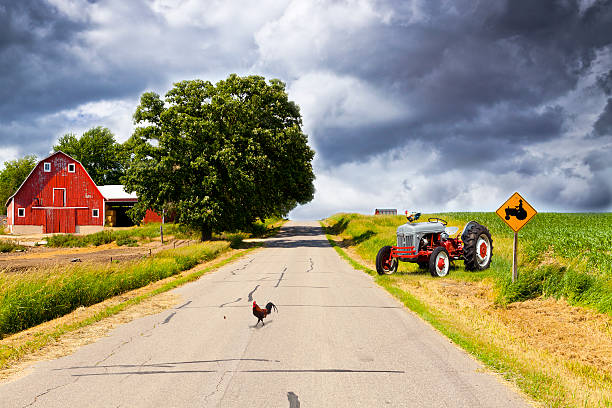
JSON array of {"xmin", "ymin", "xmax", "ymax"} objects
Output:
[
  {"xmin": 275, "ymin": 266, "xmax": 287, "ymax": 288},
  {"xmin": 230, "ymin": 258, "xmax": 254, "ymax": 275},
  {"xmin": 247, "ymin": 285, "xmax": 260, "ymax": 301},
  {"xmin": 219, "ymin": 298, "xmax": 242, "ymax": 308},
  {"xmin": 22, "ymin": 380, "xmax": 78, "ymax": 408}
]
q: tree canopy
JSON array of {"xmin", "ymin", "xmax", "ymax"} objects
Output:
[
  {"xmin": 123, "ymin": 74, "xmax": 315, "ymax": 239},
  {"xmin": 54, "ymin": 126, "xmax": 125, "ymax": 185},
  {"xmin": 0, "ymin": 155, "xmax": 37, "ymax": 214}
]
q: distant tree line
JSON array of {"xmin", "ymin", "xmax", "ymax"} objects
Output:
[{"xmin": 1, "ymin": 74, "xmax": 316, "ymax": 237}]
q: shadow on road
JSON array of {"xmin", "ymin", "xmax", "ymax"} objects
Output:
[{"xmin": 265, "ymin": 225, "xmax": 330, "ymax": 248}]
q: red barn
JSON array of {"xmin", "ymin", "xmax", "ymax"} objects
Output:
[{"xmin": 6, "ymin": 151, "xmax": 105, "ymax": 234}]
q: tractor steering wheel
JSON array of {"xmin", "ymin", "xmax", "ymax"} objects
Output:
[{"xmin": 428, "ymin": 217, "xmax": 448, "ymax": 226}]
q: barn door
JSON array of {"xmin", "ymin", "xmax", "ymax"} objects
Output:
[
  {"xmin": 45, "ymin": 209, "xmax": 53, "ymax": 234},
  {"xmin": 53, "ymin": 189, "xmax": 65, "ymax": 207},
  {"xmin": 66, "ymin": 209, "xmax": 76, "ymax": 233}
]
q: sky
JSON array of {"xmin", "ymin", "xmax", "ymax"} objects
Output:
[{"xmin": 1, "ymin": 0, "xmax": 611, "ymax": 219}]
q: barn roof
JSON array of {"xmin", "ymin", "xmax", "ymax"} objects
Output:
[
  {"xmin": 98, "ymin": 185, "xmax": 138, "ymax": 202},
  {"xmin": 5, "ymin": 151, "xmax": 103, "ymax": 207}
]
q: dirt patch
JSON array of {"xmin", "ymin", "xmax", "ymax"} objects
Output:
[
  {"xmin": 500, "ymin": 298, "xmax": 612, "ymax": 369},
  {"xmin": 396, "ymin": 277, "xmax": 612, "ymax": 377},
  {"xmin": 0, "ymin": 237, "xmax": 200, "ymax": 273},
  {"xmin": 0, "ymin": 247, "xmax": 250, "ymax": 382}
]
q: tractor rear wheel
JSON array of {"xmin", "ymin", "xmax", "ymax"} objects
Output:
[
  {"xmin": 429, "ymin": 247, "xmax": 450, "ymax": 277},
  {"xmin": 463, "ymin": 223, "xmax": 493, "ymax": 271},
  {"xmin": 376, "ymin": 246, "xmax": 398, "ymax": 275}
]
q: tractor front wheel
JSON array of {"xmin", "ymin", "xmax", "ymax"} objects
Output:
[
  {"xmin": 376, "ymin": 245, "xmax": 398, "ymax": 275},
  {"xmin": 463, "ymin": 222, "xmax": 493, "ymax": 271},
  {"xmin": 429, "ymin": 247, "xmax": 450, "ymax": 277}
]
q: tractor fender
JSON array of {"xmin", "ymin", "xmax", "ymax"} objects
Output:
[{"xmin": 461, "ymin": 221, "xmax": 481, "ymax": 243}]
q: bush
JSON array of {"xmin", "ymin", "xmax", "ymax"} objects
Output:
[
  {"xmin": 45, "ymin": 234, "xmax": 83, "ymax": 247},
  {"xmin": 0, "ymin": 240, "xmax": 25, "ymax": 253},
  {"xmin": 116, "ymin": 236, "xmax": 138, "ymax": 247},
  {"xmin": 86, "ymin": 230, "xmax": 114, "ymax": 246}
]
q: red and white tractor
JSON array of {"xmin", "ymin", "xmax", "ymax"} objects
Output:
[{"xmin": 375, "ymin": 212, "xmax": 493, "ymax": 277}]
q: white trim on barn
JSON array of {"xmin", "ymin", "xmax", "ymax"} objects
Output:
[
  {"xmin": 52, "ymin": 188, "xmax": 66, "ymax": 206},
  {"xmin": 31, "ymin": 206, "xmax": 88, "ymax": 209}
]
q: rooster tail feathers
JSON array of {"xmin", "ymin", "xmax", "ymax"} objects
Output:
[{"xmin": 265, "ymin": 302, "xmax": 278, "ymax": 314}]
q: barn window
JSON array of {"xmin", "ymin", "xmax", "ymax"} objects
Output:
[
  {"xmin": 68, "ymin": 163, "xmax": 75, "ymax": 172},
  {"xmin": 44, "ymin": 162, "xmax": 51, "ymax": 172},
  {"xmin": 18, "ymin": 208, "xmax": 25, "ymax": 217},
  {"xmin": 92, "ymin": 209, "xmax": 99, "ymax": 218}
]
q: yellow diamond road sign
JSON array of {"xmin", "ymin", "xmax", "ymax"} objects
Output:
[{"xmin": 496, "ymin": 192, "xmax": 537, "ymax": 232}]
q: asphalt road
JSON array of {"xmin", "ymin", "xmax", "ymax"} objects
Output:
[{"xmin": 0, "ymin": 221, "xmax": 532, "ymax": 407}]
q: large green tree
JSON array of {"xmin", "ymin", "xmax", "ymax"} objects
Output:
[
  {"xmin": 0, "ymin": 155, "xmax": 37, "ymax": 214},
  {"xmin": 54, "ymin": 126, "xmax": 125, "ymax": 185},
  {"xmin": 123, "ymin": 74, "xmax": 315, "ymax": 240}
]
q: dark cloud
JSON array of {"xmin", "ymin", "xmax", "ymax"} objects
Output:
[
  {"xmin": 584, "ymin": 147, "xmax": 612, "ymax": 172},
  {"xmin": 533, "ymin": 175, "xmax": 612, "ymax": 210},
  {"xmin": 314, "ymin": 104, "xmax": 564, "ymax": 167},
  {"xmin": 308, "ymin": 0, "xmax": 611, "ymax": 167},
  {"xmin": 594, "ymin": 98, "xmax": 612, "ymax": 136},
  {"xmin": 0, "ymin": 1, "xmax": 168, "ymax": 126},
  {"xmin": 0, "ymin": 1, "xmax": 86, "ymax": 120},
  {"xmin": 597, "ymin": 70, "xmax": 612, "ymax": 95}
]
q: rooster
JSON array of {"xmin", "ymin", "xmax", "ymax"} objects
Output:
[{"xmin": 252, "ymin": 301, "xmax": 278, "ymax": 326}]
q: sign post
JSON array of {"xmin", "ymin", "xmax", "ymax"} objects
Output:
[{"xmin": 495, "ymin": 192, "xmax": 537, "ymax": 282}]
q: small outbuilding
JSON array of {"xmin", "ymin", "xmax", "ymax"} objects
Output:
[{"xmin": 374, "ymin": 208, "xmax": 397, "ymax": 215}]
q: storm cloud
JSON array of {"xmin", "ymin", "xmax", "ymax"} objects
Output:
[{"xmin": 1, "ymin": 0, "xmax": 611, "ymax": 216}]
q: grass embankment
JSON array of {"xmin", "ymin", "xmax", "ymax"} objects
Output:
[
  {"xmin": 323, "ymin": 213, "xmax": 612, "ymax": 408},
  {"xmin": 0, "ymin": 241, "xmax": 230, "ymax": 337}
]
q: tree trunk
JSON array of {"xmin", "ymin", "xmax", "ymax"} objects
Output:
[{"xmin": 200, "ymin": 225, "xmax": 212, "ymax": 241}]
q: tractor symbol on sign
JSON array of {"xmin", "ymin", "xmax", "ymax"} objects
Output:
[{"xmin": 504, "ymin": 199, "xmax": 527, "ymax": 221}]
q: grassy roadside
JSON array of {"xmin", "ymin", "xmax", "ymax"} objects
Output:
[
  {"xmin": 0, "ymin": 245, "xmax": 259, "ymax": 373},
  {"xmin": 321, "ymin": 219, "xmax": 612, "ymax": 408},
  {"xmin": 0, "ymin": 241, "xmax": 233, "ymax": 336}
]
